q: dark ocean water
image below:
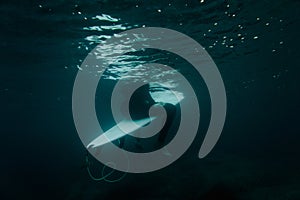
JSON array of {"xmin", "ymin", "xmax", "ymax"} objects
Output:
[{"xmin": 1, "ymin": 0, "xmax": 300, "ymax": 199}]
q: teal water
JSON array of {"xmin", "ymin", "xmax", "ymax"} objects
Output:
[{"xmin": 1, "ymin": 0, "xmax": 300, "ymax": 199}]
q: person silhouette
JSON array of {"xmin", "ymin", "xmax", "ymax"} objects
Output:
[{"xmin": 117, "ymin": 84, "xmax": 177, "ymax": 149}]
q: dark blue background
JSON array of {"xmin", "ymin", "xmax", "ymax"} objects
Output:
[{"xmin": 1, "ymin": 0, "xmax": 299, "ymax": 199}]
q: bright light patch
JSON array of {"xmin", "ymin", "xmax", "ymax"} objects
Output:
[{"xmin": 150, "ymin": 90, "xmax": 183, "ymax": 105}]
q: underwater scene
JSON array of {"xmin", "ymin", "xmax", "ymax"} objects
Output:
[{"xmin": 1, "ymin": 0, "xmax": 300, "ymax": 199}]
